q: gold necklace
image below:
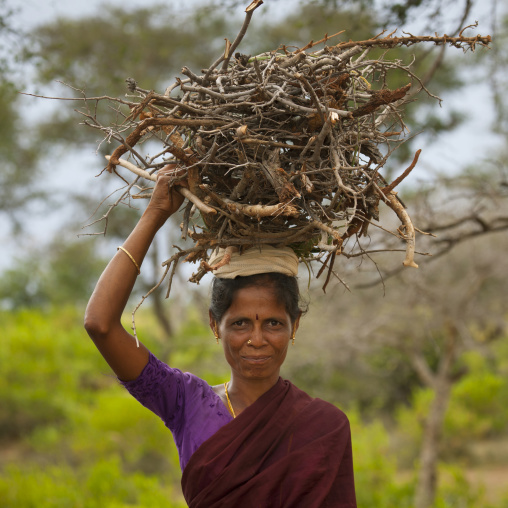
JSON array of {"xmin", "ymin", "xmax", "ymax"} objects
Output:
[{"xmin": 224, "ymin": 382, "xmax": 236, "ymax": 418}]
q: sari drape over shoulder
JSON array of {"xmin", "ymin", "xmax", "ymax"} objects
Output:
[{"xmin": 181, "ymin": 378, "xmax": 356, "ymax": 508}]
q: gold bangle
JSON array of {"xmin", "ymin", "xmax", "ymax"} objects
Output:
[{"xmin": 117, "ymin": 246, "xmax": 141, "ymax": 275}]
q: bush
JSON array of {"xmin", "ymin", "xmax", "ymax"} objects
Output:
[
  {"xmin": 0, "ymin": 459, "xmax": 186, "ymax": 508},
  {"xmin": 0, "ymin": 307, "xmax": 108, "ymax": 439}
]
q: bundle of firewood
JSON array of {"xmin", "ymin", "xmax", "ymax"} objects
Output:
[{"xmin": 84, "ymin": 0, "xmax": 489, "ymax": 294}]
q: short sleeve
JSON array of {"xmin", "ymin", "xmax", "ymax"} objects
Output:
[
  {"xmin": 119, "ymin": 352, "xmax": 233, "ymax": 471},
  {"xmin": 119, "ymin": 352, "xmax": 189, "ymax": 431}
]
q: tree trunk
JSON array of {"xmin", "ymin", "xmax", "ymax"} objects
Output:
[
  {"xmin": 413, "ymin": 326, "xmax": 457, "ymax": 508},
  {"xmin": 413, "ymin": 376, "xmax": 452, "ymax": 508}
]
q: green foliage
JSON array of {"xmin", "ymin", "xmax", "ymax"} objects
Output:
[
  {"xmin": 0, "ymin": 307, "xmax": 185, "ymax": 505},
  {"xmin": 170, "ymin": 317, "xmax": 229, "ymax": 384},
  {"xmin": 348, "ymin": 408, "xmax": 499, "ymax": 507},
  {"xmin": 393, "ymin": 387, "xmax": 432, "ymax": 466},
  {"xmin": 0, "ymin": 307, "xmax": 108, "ymax": 438},
  {"xmin": 379, "ymin": 0, "xmax": 480, "ymax": 34},
  {"xmin": 57, "ymin": 388, "xmax": 181, "ymax": 479},
  {"xmin": 0, "ymin": 458, "xmax": 186, "ymax": 508},
  {"xmin": 392, "ymin": 347, "xmax": 508, "ymax": 466},
  {"xmin": 349, "ymin": 408, "xmax": 414, "ymax": 507},
  {"xmin": 1, "ymin": 302, "xmax": 508, "ymax": 506},
  {"xmin": 444, "ymin": 352, "xmax": 508, "ymax": 449},
  {"xmin": 434, "ymin": 463, "xmax": 493, "ymax": 508}
]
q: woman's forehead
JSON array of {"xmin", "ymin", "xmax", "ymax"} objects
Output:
[{"xmin": 227, "ymin": 285, "xmax": 285, "ymax": 313}]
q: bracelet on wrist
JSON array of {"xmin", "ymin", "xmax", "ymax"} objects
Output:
[{"xmin": 117, "ymin": 246, "xmax": 141, "ymax": 275}]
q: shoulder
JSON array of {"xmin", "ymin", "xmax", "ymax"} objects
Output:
[
  {"xmin": 120, "ymin": 352, "xmax": 209, "ymax": 397},
  {"xmin": 313, "ymin": 397, "xmax": 349, "ymax": 423},
  {"xmin": 285, "ymin": 379, "xmax": 349, "ymax": 424},
  {"xmin": 147, "ymin": 354, "xmax": 212, "ymax": 395}
]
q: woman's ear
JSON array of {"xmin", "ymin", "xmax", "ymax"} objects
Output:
[
  {"xmin": 293, "ymin": 311, "xmax": 302, "ymax": 333},
  {"xmin": 209, "ymin": 310, "xmax": 216, "ymax": 332}
]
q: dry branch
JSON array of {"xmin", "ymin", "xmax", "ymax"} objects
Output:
[
  {"xmin": 68, "ymin": 13, "xmax": 490, "ymax": 295},
  {"xmin": 105, "ymin": 156, "xmax": 217, "ymax": 215}
]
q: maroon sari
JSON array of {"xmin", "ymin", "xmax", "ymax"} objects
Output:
[{"xmin": 181, "ymin": 378, "xmax": 356, "ymax": 507}]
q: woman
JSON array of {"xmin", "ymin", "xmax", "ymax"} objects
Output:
[{"xmin": 84, "ymin": 167, "xmax": 357, "ymax": 507}]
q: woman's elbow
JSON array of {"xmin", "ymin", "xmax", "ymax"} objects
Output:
[{"xmin": 84, "ymin": 309, "xmax": 111, "ymax": 341}]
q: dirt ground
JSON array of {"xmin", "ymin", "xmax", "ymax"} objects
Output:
[{"xmin": 466, "ymin": 466, "xmax": 508, "ymax": 504}]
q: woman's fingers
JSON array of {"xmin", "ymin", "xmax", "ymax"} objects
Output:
[
  {"xmin": 155, "ymin": 163, "xmax": 217, "ymax": 215},
  {"xmin": 146, "ymin": 164, "xmax": 187, "ymax": 217},
  {"xmin": 157, "ymin": 163, "xmax": 186, "ymax": 181}
]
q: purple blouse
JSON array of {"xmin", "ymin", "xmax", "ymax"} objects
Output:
[{"xmin": 120, "ymin": 352, "xmax": 233, "ymax": 471}]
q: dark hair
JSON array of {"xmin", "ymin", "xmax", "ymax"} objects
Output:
[{"xmin": 209, "ymin": 272, "xmax": 307, "ymax": 324}]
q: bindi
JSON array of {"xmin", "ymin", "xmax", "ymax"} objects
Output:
[{"xmin": 256, "ymin": 314, "xmax": 259, "ymax": 320}]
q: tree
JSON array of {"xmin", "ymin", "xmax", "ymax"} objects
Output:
[
  {"xmin": 0, "ymin": 237, "xmax": 107, "ymax": 309},
  {"xmin": 0, "ymin": 0, "xmax": 42, "ymax": 230},
  {"xmin": 22, "ymin": 5, "xmax": 235, "ymax": 148}
]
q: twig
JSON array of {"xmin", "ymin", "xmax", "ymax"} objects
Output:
[
  {"xmin": 381, "ymin": 190, "xmax": 419, "ymax": 268},
  {"xmin": 381, "ymin": 149, "xmax": 422, "ymax": 194},
  {"xmin": 105, "ymin": 156, "xmax": 217, "ymax": 215},
  {"xmin": 221, "ymin": 0, "xmax": 264, "ymax": 72}
]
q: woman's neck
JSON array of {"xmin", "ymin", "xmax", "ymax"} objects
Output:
[{"xmin": 227, "ymin": 373, "xmax": 280, "ymax": 414}]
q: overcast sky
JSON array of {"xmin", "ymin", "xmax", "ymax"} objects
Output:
[
  {"xmin": 19, "ymin": 0, "xmax": 199, "ymax": 24},
  {"xmin": 17, "ymin": 0, "xmax": 289, "ymax": 27}
]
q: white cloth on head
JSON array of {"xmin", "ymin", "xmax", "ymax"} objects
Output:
[{"xmin": 208, "ymin": 245, "xmax": 299, "ymax": 278}]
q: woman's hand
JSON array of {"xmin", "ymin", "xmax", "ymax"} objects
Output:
[{"xmin": 144, "ymin": 164, "xmax": 187, "ymax": 222}]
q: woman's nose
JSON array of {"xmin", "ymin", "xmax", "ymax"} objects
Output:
[{"xmin": 249, "ymin": 324, "xmax": 265, "ymax": 346}]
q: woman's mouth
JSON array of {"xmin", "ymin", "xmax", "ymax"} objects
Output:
[{"xmin": 242, "ymin": 356, "xmax": 270, "ymax": 363}]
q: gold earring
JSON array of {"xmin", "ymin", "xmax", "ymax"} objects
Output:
[
  {"xmin": 291, "ymin": 328, "xmax": 296, "ymax": 346},
  {"xmin": 213, "ymin": 324, "xmax": 220, "ymax": 345}
]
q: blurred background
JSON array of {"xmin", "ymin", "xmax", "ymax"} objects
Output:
[{"xmin": 1, "ymin": 0, "xmax": 507, "ymax": 506}]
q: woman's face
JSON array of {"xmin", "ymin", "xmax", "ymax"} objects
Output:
[{"xmin": 211, "ymin": 284, "xmax": 299, "ymax": 384}]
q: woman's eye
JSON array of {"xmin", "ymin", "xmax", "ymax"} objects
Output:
[{"xmin": 268, "ymin": 319, "xmax": 282, "ymax": 327}]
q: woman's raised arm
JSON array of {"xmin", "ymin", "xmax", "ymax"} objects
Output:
[{"xmin": 84, "ymin": 167, "xmax": 185, "ymax": 381}]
